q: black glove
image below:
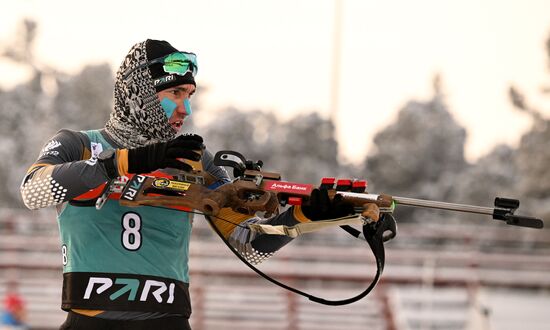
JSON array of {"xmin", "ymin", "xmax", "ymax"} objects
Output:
[
  {"xmin": 127, "ymin": 134, "xmax": 203, "ymax": 174},
  {"xmin": 300, "ymin": 188, "xmax": 355, "ymax": 221}
]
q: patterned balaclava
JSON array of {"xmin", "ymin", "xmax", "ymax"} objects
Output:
[{"xmin": 105, "ymin": 39, "xmax": 196, "ymax": 148}]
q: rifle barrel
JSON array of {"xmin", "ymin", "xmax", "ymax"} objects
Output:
[{"xmin": 394, "ymin": 196, "xmax": 496, "ymax": 215}]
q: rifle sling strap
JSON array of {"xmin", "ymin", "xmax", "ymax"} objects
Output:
[{"xmin": 208, "ymin": 213, "xmax": 397, "ymax": 306}]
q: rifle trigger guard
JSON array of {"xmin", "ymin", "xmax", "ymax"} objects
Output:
[{"xmin": 213, "ymin": 182, "xmax": 280, "ymax": 216}]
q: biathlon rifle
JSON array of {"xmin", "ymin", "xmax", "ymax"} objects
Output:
[
  {"xmin": 111, "ymin": 150, "xmax": 544, "ymax": 306},
  {"xmin": 116, "ymin": 149, "xmax": 544, "ymax": 230}
]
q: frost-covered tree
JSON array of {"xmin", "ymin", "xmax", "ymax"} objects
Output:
[
  {"xmin": 507, "ymin": 32, "xmax": 550, "ymax": 220},
  {"xmin": 198, "ymin": 109, "xmax": 340, "ymax": 184},
  {"xmin": 361, "ymin": 76, "xmax": 467, "ymax": 222},
  {"xmin": 0, "ymin": 20, "xmax": 113, "ymax": 207},
  {"xmin": 364, "ymin": 77, "xmax": 466, "ymax": 192},
  {"xmin": 51, "ymin": 64, "xmax": 113, "ymax": 131},
  {"xmin": 508, "ymin": 86, "xmax": 550, "ymax": 200},
  {"xmin": 197, "ymin": 108, "xmax": 277, "ymax": 169},
  {"xmin": 272, "ymin": 112, "xmax": 340, "ymax": 183}
]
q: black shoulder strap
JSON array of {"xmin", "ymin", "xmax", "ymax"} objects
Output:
[{"xmin": 208, "ymin": 214, "xmax": 397, "ymax": 306}]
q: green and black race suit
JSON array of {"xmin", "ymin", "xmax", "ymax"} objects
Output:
[{"xmin": 21, "ymin": 128, "xmax": 303, "ymax": 319}]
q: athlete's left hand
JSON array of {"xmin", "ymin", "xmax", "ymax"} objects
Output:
[{"xmin": 300, "ymin": 188, "xmax": 355, "ymax": 221}]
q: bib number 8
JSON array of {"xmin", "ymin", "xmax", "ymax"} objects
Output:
[{"xmin": 121, "ymin": 212, "xmax": 142, "ymax": 251}]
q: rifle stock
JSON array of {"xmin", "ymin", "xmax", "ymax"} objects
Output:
[{"xmin": 118, "ymin": 174, "xmax": 280, "ymax": 216}]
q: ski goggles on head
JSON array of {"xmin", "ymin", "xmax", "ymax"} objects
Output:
[{"xmin": 122, "ymin": 51, "xmax": 198, "ymax": 80}]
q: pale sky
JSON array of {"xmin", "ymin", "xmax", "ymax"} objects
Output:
[{"xmin": 1, "ymin": 0, "xmax": 549, "ymax": 165}]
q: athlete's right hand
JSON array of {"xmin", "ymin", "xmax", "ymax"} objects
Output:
[{"xmin": 126, "ymin": 134, "xmax": 204, "ymax": 174}]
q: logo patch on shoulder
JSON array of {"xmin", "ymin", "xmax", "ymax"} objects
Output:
[{"xmin": 40, "ymin": 140, "xmax": 62, "ymax": 157}]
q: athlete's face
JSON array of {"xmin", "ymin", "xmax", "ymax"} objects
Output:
[{"xmin": 156, "ymin": 83, "xmax": 196, "ymax": 133}]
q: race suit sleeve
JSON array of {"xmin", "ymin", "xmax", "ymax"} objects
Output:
[
  {"xmin": 202, "ymin": 149, "xmax": 309, "ymax": 265},
  {"xmin": 201, "ymin": 149, "xmax": 232, "ymax": 189},
  {"xmin": 20, "ymin": 129, "xmax": 111, "ymax": 210},
  {"xmin": 213, "ymin": 208, "xmax": 309, "ymax": 265}
]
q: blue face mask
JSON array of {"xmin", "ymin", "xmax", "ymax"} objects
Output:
[
  {"xmin": 160, "ymin": 98, "xmax": 177, "ymax": 118},
  {"xmin": 183, "ymin": 99, "xmax": 192, "ymax": 115},
  {"xmin": 160, "ymin": 98, "xmax": 192, "ymax": 118}
]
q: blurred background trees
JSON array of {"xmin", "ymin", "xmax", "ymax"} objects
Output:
[
  {"xmin": 0, "ymin": 19, "xmax": 112, "ymax": 206},
  {"xmin": 1, "ymin": 19, "xmax": 549, "ymax": 224}
]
